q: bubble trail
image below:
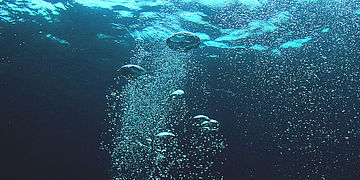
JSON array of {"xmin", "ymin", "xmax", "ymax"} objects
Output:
[{"xmin": 104, "ymin": 41, "xmax": 226, "ymax": 179}]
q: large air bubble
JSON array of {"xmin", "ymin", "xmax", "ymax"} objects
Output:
[
  {"xmin": 166, "ymin": 32, "xmax": 201, "ymax": 52},
  {"xmin": 192, "ymin": 114, "xmax": 211, "ymax": 121},
  {"xmin": 118, "ymin": 64, "xmax": 146, "ymax": 77},
  {"xmin": 170, "ymin": 89, "xmax": 185, "ymax": 97},
  {"xmin": 192, "ymin": 115, "xmax": 219, "ymax": 131},
  {"xmin": 155, "ymin": 132, "xmax": 176, "ymax": 137}
]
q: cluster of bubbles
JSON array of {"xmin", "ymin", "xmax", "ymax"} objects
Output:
[
  {"xmin": 104, "ymin": 32, "xmax": 226, "ymax": 179},
  {"xmin": 103, "ymin": 1, "xmax": 360, "ymax": 179},
  {"xmin": 211, "ymin": 1, "xmax": 360, "ymax": 178},
  {"xmin": 192, "ymin": 115, "xmax": 219, "ymax": 132}
]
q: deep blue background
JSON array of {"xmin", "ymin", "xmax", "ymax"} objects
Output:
[{"xmin": 0, "ymin": 7, "xmax": 130, "ymax": 178}]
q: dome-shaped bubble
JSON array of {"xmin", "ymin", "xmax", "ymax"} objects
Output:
[
  {"xmin": 192, "ymin": 115, "xmax": 219, "ymax": 131},
  {"xmin": 192, "ymin": 115, "xmax": 211, "ymax": 121},
  {"xmin": 155, "ymin": 132, "xmax": 176, "ymax": 137},
  {"xmin": 209, "ymin": 119, "xmax": 219, "ymax": 124},
  {"xmin": 201, "ymin": 119, "xmax": 219, "ymax": 132},
  {"xmin": 170, "ymin": 89, "xmax": 185, "ymax": 97},
  {"xmin": 201, "ymin": 120, "xmax": 211, "ymax": 126},
  {"xmin": 166, "ymin": 32, "xmax": 201, "ymax": 52},
  {"xmin": 118, "ymin": 64, "xmax": 146, "ymax": 77}
]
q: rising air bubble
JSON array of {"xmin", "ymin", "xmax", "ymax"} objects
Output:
[
  {"xmin": 118, "ymin": 64, "xmax": 146, "ymax": 77},
  {"xmin": 155, "ymin": 132, "xmax": 176, "ymax": 137},
  {"xmin": 170, "ymin": 89, "xmax": 185, "ymax": 97},
  {"xmin": 192, "ymin": 115, "xmax": 219, "ymax": 131},
  {"xmin": 166, "ymin": 32, "xmax": 201, "ymax": 52}
]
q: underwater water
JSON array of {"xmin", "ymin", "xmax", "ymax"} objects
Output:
[{"xmin": 1, "ymin": 0, "xmax": 360, "ymax": 179}]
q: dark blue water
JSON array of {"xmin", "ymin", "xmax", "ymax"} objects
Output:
[{"xmin": 1, "ymin": 0, "xmax": 360, "ymax": 179}]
